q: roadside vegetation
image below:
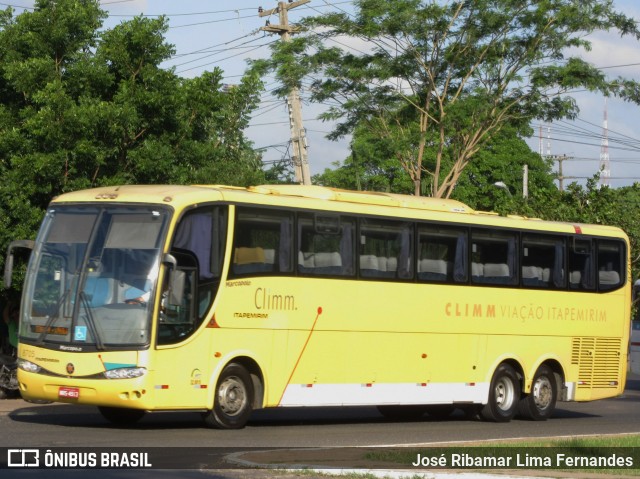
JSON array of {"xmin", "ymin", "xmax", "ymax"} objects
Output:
[{"xmin": 3, "ymin": 0, "xmax": 640, "ymax": 288}]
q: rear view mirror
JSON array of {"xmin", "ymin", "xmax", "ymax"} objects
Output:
[
  {"xmin": 162, "ymin": 253, "xmax": 184, "ymax": 307},
  {"xmin": 4, "ymin": 240, "xmax": 35, "ymax": 288},
  {"xmin": 167, "ymin": 270, "xmax": 185, "ymax": 307}
]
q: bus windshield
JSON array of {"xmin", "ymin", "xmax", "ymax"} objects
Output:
[{"xmin": 21, "ymin": 205, "xmax": 169, "ymax": 350}]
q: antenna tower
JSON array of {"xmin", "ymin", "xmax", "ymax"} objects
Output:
[{"xmin": 538, "ymin": 124, "xmax": 552, "ymax": 157}]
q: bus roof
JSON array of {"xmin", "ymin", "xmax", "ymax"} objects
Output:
[
  {"xmin": 51, "ymin": 184, "xmax": 472, "ymax": 213},
  {"xmin": 50, "ymin": 184, "xmax": 627, "ymax": 239}
]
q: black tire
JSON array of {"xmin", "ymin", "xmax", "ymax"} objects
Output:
[
  {"xmin": 481, "ymin": 363, "xmax": 520, "ymax": 422},
  {"xmin": 377, "ymin": 405, "xmax": 427, "ymax": 420},
  {"xmin": 98, "ymin": 406, "xmax": 146, "ymax": 425},
  {"xmin": 517, "ymin": 365, "xmax": 558, "ymax": 421},
  {"xmin": 203, "ymin": 363, "xmax": 254, "ymax": 429}
]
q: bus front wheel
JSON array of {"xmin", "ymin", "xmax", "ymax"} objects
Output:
[
  {"xmin": 203, "ymin": 363, "xmax": 254, "ymax": 429},
  {"xmin": 481, "ymin": 363, "xmax": 520, "ymax": 422},
  {"xmin": 517, "ymin": 365, "xmax": 558, "ymax": 421}
]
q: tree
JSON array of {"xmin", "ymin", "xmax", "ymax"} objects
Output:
[
  {"xmin": 0, "ymin": 0, "xmax": 266, "ymax": 280},
  {"xmin": 314, "ymin": 122, "xmax": 414, "ymax": 193},
  {"xmin": 271, "ymin": 0, "xmax": 640, "ymax": 197},
  {"xmin": 451, "ymin": 125, "xmax": 556, "ymax": 212},
  {"xmin": 315, "ymin": 122, "xmax": 552, "ymax": 204},
  {"xmin": 491, "ymin": 175, "xmax": 640, "ymax": 282}
]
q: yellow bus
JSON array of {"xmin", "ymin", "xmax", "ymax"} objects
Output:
[{"xmin": 4, "ymin": 184, "xmax": 630, "ymax": 428}]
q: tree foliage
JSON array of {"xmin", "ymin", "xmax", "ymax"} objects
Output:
[
  {"xmin": 506, "ymin": 178, "xmax": 640, "ymax": 281},
  {"xmin": 451, "ymin": 126, "xmax": 556, "ymax": 212},
  {"xmin": 271, "ymin": 0, "xmax": 640, "ymax": 197},
  {"xmin": 316, "ymin": 123, "xmax": 554, "ymax": 201},
  {"xmin": 0, "ymin": 0, "xmax": 266, "ymax": 279}
]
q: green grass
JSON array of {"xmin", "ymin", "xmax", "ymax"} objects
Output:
[
  {"xmin": 364, "ymin": 434, "xmax": 640, "ymax": 476},
  {"xmin": 249, "ymin": 436, "xmax": 640, "ymax": 478},
  {"xmin": 489, "ymin": 434, "xmax": 640, "ymax": 447}
]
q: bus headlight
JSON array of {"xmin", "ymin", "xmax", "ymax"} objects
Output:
[
  {"xmin": 17, "ymin": 359, "xmax": 41, "ymax": 374},
  {"xmin": 103, "ymin": 367, "xmax": 146, "ymax": 379}
]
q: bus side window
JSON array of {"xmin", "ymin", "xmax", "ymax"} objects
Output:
[
  {"xmin": 231, "ymin": 208, "xmax": 293, "ymax": 277},
  {"xmin": 359, "ymin": 218, "xmax": 413, "ymax": 280},
  {"xmin": 521, "ymin": 234, "xmax": 565, "ymax": 289},
  {"xmin": 569, "ymin": 239, "xmax": 594, "ymax": 290},
  {"xmin": 597, "ymin": 240, "xmax": 624, "ymax": 291},
  {"xmin": 470, "ymin": 230, "xmax": 517, "ymax": 286},
  {"xmin": 298, "ymin": 214, "xmax": 355, "ymax": 277},
  {"xmin": 417, "ymin": 225, "xmax": 465, "ymax": 283}
]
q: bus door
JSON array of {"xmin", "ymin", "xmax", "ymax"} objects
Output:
[{"xmin": 150, "ymin": 206, "xmax": 226, "ymax": 408}]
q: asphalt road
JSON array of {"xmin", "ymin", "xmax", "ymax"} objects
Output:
[
  {"xmin": 1, "ymin": 375, "xmax": 640, "ymax": 479},
  {"xmin": 2, "ymin": 376, "xmax": 640, "ymax": 448}
]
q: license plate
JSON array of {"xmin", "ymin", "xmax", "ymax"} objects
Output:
[{"xmin": 58, "ymin": 387, "xmax": 80, "ymax": 399}]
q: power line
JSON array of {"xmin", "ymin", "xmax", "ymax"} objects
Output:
[
  {"xmin": 168, "ymin": 13, "xmax": 256, "ymax": 30},
  {"xmin": 249, "ymin": 118, "xmax": 321, "ymax": 127},
  {"xmin": 175, "ymin": 41, "xmax": 276, "ymax": 74},
  {"xmin": 170, "ymin": 32, "xmax": 262, "ymax": 59},
  {"xmin": 0, "ymin": 2, "xmax": 33, "ymax": 9},
  {"xmin": 100, "ymin": 0, "xmax": 137, "ymax": 5},
  {"xmin": 108, "ymin": 7, "xmax": 258, "ymax": 18},
  {"xmin": 169, "ymin": 38, "xmax": 271, "ymax": 69}
]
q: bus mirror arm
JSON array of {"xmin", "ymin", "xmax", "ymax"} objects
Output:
[
  {"xmin": 4, "ymin": 240, "xmax": 35, "ymax": 289},
  {"xmin": 162, "ymin": 253, "xmax": 177, "ymax": 270}
]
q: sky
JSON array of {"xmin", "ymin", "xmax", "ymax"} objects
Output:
[{"xmin": 4, "ymin": 0, "xmax": 640, "ymax": 190}]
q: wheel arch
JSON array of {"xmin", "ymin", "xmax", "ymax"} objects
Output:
[
  {"xmin": 486, "ymin": 356, "xmax": 525, "ymax": 391},
  {"xmin": 501, "ymin": 358, "xmax": 525, "ymax": 389}
]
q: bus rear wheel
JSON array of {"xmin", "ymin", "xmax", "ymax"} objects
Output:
[
  {"xmin": 203, "ymin": 363, "xmax": 254, "ymax": 429},
  {"xmin": 98, "ymin": 406, "xmax": 146, "ymax": 426},
  {"xmin": 481, "ymin": 363, "xmax": 520, "ymax": 422},
  {"xmin": 517, "ymin": 365, "xmax": 558, "ymax": 421}
]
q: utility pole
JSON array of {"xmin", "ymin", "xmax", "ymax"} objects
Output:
[
  {"xmin": 259, "ymin": 1, "xmax": 311, "ymax": 185},
  {"xmin": 599, "ymin": 99, "xmax": 610, "ymax": 188},
  {"xmin": 548, "ymin": 154, "xmax": 573, "ymax": 192},
  {"xmin": 558, "ymin": 155, "xmax": 564, "ymax": 192}
]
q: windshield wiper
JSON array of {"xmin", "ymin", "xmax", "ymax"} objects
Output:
[
  {"xmin": 79, "ymin": 292, "xmax": 105, "ymax": 350},
  {"xmin": 37, "ymin": 288, "xmax": 71, "ymax": 344}
]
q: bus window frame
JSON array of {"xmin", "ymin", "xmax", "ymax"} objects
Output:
[
  {"xmin": 222, "ymin": 203, "xmax": 627, "ymax": 294},
  {"xmin": 229, "ymin": 206, "xmax": 295, "ymax": 278}
]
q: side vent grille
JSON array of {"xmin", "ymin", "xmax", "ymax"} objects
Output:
[{"xmin": 571, "ymin": 337, "xmax": 622, "ymax": 389}]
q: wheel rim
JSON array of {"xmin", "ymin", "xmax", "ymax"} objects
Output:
[
  {"xmin": 217, "ymin": 375, "xmax": 247, "ymax": 417},
  {"xmin": 495, "ymin": 376, "xmax": 516, "ymax": 411},
  {"xmin": 532, "ymin": 375, "xmax": 553, "ymax": 410}
]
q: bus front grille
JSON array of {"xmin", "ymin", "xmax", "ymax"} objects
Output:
[{"xmin": 571, "ymin": 337, "xmax": 622, "ymax": 389}]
